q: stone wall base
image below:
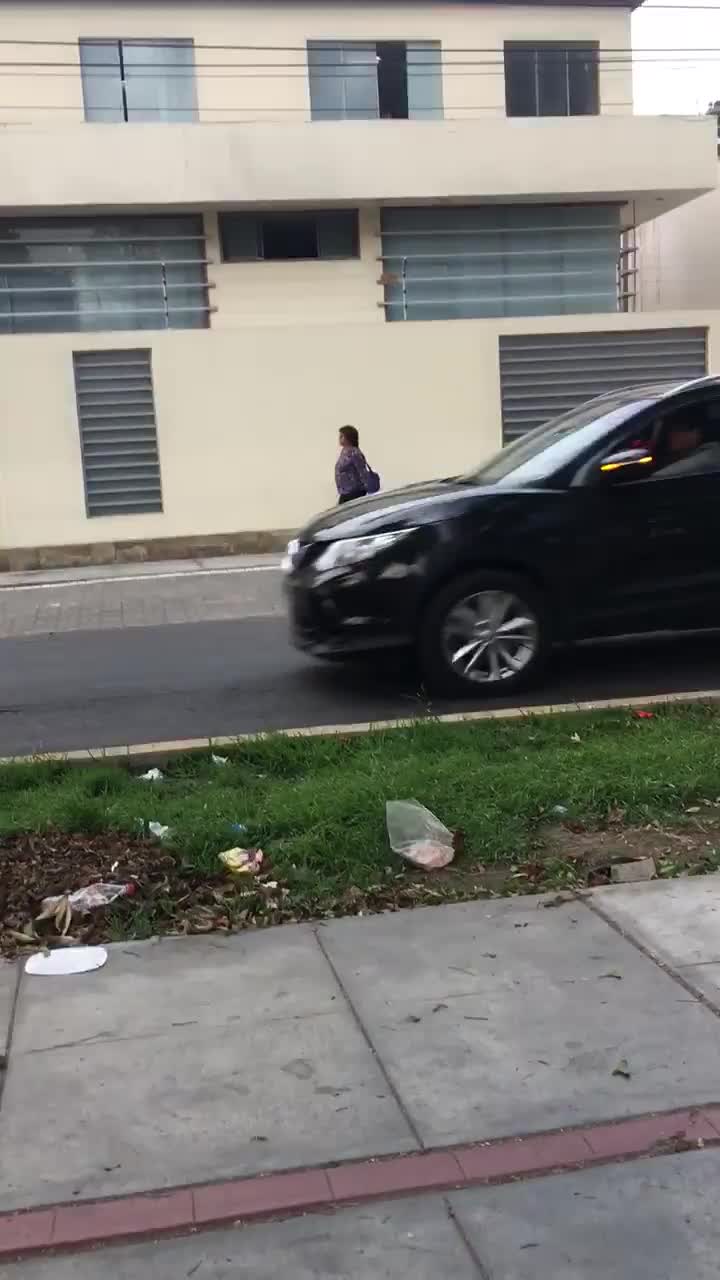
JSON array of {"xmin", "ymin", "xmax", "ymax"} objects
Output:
[{"xmin": 0, "ymin": 529, "xmax": 292, "ymax": 573}]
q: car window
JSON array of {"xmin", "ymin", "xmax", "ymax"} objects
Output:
[
  {"xmin": 576, "ymin": 393, "xmax": 720, "ymax": 486},
  {"xmin": 650, "ymin": 399, "xmax": 720, "ymax": 480},
  {"xmin": 464, "ymin": 389, "xmax": 663, "ymax": 487}
]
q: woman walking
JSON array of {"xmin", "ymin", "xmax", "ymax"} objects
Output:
[{"xmin": 335, "ymin": 425, "xmax": 371, "ymax": 505}]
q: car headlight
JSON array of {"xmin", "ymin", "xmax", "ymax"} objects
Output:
[
  {"xmin": 282, "ymin": 538, "xmax": 300, "ymax": 573},
  {"xmin": 314, "ymin": 528, "xmax": 417, "ymax": 573}
]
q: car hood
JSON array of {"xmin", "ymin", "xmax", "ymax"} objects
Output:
[{"xmin": 299, "ymin": 477, "xmax": 497, "ymax": 542}]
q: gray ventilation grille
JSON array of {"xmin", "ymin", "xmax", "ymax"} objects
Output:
[
  {"xmin": 73, "ymin": 349, "xmax": 163, "ymax": 516},
  {"xmin": 499, "ymin": 328, "xmax": 708, "ymax": 441}
]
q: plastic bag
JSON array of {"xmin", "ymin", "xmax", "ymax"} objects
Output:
[
  {"xmin": 386, "ymin": 800, "xmax": 455, "ymax": 870},
  {"xmin": 219, "ymin": 847, "xmax": 264, "ymax": 875},
  {"xmin": 38, "ymin": 883, "xmax": 136, "ymax": 920}
]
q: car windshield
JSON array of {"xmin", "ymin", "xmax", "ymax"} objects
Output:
[{"xmin": 463, "ymin": 383, "xmax": 677, "ymax": 487}]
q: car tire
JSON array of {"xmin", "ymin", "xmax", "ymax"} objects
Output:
[{"xmin": 418, "ymin": 570, "xmax": 551, "ymax": 698}]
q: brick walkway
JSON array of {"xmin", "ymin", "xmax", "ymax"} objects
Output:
[{"xmin": 0, "ymin": 559, "xmax": 284, "ymax": 639}]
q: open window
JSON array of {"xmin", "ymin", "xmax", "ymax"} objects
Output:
[
  {"xmin": 219, "ymin": 210, "xmax": 359, "ymax": 262},
  {"xmin": 307, "ymin": 40, "xmax": 443, "ymax": 121}
]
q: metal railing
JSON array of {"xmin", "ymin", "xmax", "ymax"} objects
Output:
[
  {"xmin": 379, "ymin": 246, "xmax": 624, "ymax": 321},
  {"xmin": 0, "ymin": 257, "xmax": 213, "ymax": 330}
]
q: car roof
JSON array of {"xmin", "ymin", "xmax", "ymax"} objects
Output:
[{"xmin": 636, "ymin": 374, "xmax": 720, "ymax": 402}]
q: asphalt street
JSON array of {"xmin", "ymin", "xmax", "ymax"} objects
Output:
[{"xmin": 1, "ymin": 611, "xmax": 719, "ymax": 755}]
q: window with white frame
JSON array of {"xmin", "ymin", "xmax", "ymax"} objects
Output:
[
  {"xmin": 0, "ymin": 215, "xmax": 209, "ymax": 335},
  {"xmin": 79, "ymin": 38, "xmax": 198, "ymax": 122},
  {"xmin": 307, "ymin": 40, "xmax": 442, "ymax": 120}
]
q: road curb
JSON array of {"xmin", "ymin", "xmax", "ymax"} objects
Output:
[
  {"xmin": 0, "ymin": 1103, "xmax": 717, "ymax": 1261},
  {"xmin": 2, "ymin": 688, "xmax": 719, "ymax": 767}
]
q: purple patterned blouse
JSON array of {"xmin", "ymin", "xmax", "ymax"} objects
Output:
[{"xmin": 335, "ymin": 446, "xmax": 369, "ymax": 497}]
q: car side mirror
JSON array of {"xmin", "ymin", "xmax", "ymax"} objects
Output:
[{"xmin": 598, "ymin": 448, "xmax": 654, "ymax": 482}]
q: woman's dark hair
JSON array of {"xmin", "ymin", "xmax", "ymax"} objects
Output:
[{"xmin": 340, "ymin": 425, "xmax": 359, "ymax": 448}]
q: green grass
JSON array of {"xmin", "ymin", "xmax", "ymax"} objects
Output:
[{"xmin": 3, "ymin": 702, "xmax": 720, "ymax": 940}]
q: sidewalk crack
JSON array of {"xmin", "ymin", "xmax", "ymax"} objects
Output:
[
  {"xmin": 0, "ymin": 961, "xmax": 23, "ymax": 1110},
  {"xmin": 444, "ymin": 1196, "xmax": 494, "ymax": 1279},
  {"xmin": 579, "ymin": 894, "xmax": 720, "ymax": 1020},
  {"xmin": 312, "ymin": 925, "xmax": 424, "ymax": 1150}
]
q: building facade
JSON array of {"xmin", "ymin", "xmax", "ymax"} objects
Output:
[
  {"xmin": 0, "ymin": 0, "xmax": 717, "ymax": 568},
  {"xmin": 636, "ymin": 164, "xmax": 720, "ymax": 312}
]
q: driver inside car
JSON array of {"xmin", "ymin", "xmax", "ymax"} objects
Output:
[{"xmin": 656, "ymin": 419, "xmax": 720, "ymax": 478}]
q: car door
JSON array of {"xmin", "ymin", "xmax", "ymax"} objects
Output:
[{"xmin": 571, "ymin": 393, "xmax": 720, "ymax": 638}]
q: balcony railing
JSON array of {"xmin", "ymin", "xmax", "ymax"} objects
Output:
[{"xmin": 0, "ymin": 257, "xmax": 213, "ymax": 333}]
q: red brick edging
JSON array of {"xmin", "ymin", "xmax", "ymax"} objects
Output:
[{"xmin": 2, "ymin": 1104, "xmax": 719, "ymax": 1260}]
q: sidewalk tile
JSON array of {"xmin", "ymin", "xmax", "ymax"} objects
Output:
[
  {"xmin": 456, "ymin": 1130, "xmax": 590, "ymax": 1181},
  {"xmin": 1, "ymin": 931, "xmax": 413, "ymax": 1210},
  {"xmin": 193, "ymin": 1169, "xmax": 331, "ymax": 1224},
  {"xmin": 0, "ymin": 1210, "xmax": 53, "ymax": 1255},
  {"xmin": 583, "ymin": 1109, "xmax": 718, "ymax": 1159},
  {"xmin": 52, "ymin": 1190, "xmax": 193, "ymax": 1247},
  {"xmin": 328, "ymin": 1150, "xmax": 463, "ymax": 1202},
  {"xmin": 320, "ymin": 899, "xmax": 720, "ymax": 1146},
  {"xmin": 450, "ymin": 1148, "xmax": 720, "ymax": 1278}
]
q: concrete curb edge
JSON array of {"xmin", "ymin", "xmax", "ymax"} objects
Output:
[{"xmin": 3, "ymin": 688, "xmax": 719, "ymax": 767}]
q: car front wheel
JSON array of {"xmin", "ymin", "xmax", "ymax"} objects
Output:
[{"xmin": 419, "ymin": 571, "xmax": 550, "ymax": 697}]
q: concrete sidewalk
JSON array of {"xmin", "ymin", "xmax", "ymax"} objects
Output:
[{"xmin": 2, "ymin": 877, "xmax": 720, "ymax": 1273}]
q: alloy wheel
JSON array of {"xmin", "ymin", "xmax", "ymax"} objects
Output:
[{"xmin": 441, "ymin": 589, "xmax": 539, "ymax": 685}]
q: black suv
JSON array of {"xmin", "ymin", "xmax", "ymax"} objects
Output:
[{"xmin": 284, "ymin": 377, "xmax": 720, "ymax": 696}]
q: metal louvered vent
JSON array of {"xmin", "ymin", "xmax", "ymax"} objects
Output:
[
  {"xmin": 499, "ymin": 328, "xmax": 708, "ymax": 442},
  {"xmin": 73, "ymin": 349, "xmax": 163, "ymax": 517}
]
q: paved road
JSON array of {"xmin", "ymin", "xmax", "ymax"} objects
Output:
[{"xmin": 1, "ymin": 608, "xmax": 719, "ymax": 754}]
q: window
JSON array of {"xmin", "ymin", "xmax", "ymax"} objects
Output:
[
  {"xmin": 219, "ymin": 210, "xmax": 359, "ymax": 262},
  {"xmin": 381, "ymin": 205, "xmax": 620, "ymax": 323},
  {"xmin": 74, "ymin": 349, "xmax": 163, "ymax": 516},
  {"xmin": 504, "ymin": 43, "xmax": 599, "ymax": 118},
  {"xmin": 79, "ymin": 38, "xmax": 198, "ymax": 122},
  {"xmin": 649, "ymin": 400, "xmax": 720, "ymax": 479},
  {"xmin": 0, "ymin": 214, "xmax": 209, "ymax": 335},
  {"xmin": 307, "ymin": 40, "xmax": 442, "ymax": 121}
]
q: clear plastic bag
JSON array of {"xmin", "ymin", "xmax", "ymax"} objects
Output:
[{"xmin": 386, "ymin": 800, "xmax": 455, "ymax": 870}]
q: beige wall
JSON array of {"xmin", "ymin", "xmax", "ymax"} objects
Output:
[
  {"xmin": 0, "ymin": 1, "xmax": 633, "ymax": 126},
  {"xmin": 637, "ymin": 176, "xmax": 720, "ymax": 311},
  {"xmin": 1, "ymin": 310, "xmax": 717, "ymax": 552}
]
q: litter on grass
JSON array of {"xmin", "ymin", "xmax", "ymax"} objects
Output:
[
  {"xmin": 25, "ymin": 946, "xmax": 108, "ymax": 976},
  {"xmin": 148, "ymin": 822, "xmax": 171, "ymax": 841},
  {"xmin": 219, "ymin": 847, "xmax": 265, "ymax": 875},
  {"xmin": 212, "ymin": 754, "xmax": 229, "ymax": 767},
  {"xmin": 386, "ymin": 800, "xmax": 455, "ymax": 870},
  {"xmin": 36, "ymin": 882, "xmax": 136, "ymax": 934},
  {"xmin": 140, "ymin": 768, "xmax": 163, "ymax": 782}
]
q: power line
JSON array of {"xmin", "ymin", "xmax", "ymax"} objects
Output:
[
  {"xmin": 3, "ymin": 55, "xmax": 720, "ymax": 73},
  {"xmin": 1, "ymin": 38, "xmax": 720, "ymax": 53}
]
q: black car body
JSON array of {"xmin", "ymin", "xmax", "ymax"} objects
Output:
[{"xmin": 284, "ymin": 376, "xmax": 720, "ymax": 695}]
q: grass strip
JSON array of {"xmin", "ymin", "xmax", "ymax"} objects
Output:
[{"xmin": 1, "ymin": 702, "xmax": 720, "ymax": 950}]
